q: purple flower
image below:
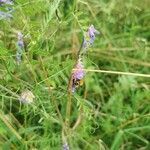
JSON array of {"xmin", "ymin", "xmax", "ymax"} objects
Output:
[
  {"xmin": 71, "ymin": 58, "xmax": 85, "ymax": 92},
  {"xmin": 16, "ymin": 32, "xmax": 24, "ymax": 64},
  {"xmin": 63, "ymin": 143, "xmax": 69, "ymax": 150},
  {"xmin": 88, "ymin": 24, "xmax": 100, "ymax": 44},
  {"xmin": 73, "ymin": 59, "xmax": 84, "ymax": 79},
  {"xmin": 17, "ymin": 40, "xmax": 24, "ymax": 49},
  {"xmin": 0, "ymin": 0, "xmax": 14, "ymax": 20},
  {"xmin": 0, "ymin": 0, "xmax": 13, "ymax": 5},
  {"xmin": 0, "ymin": 10, "xmax": 12, "ymax": 19},
  {"xmin": 17, "ymin": 32, "xmax": 24, "ymax": 49},
  {"xmin": 82, "ymin": 25, "xmax": 100, "ymax": 50},
  {"xmin": 68, "ymin": 25, "xmax": 99, "ymax": 92}
]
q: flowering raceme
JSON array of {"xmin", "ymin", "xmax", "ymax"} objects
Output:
[
  {"xmin": 71, "ymin": 58, "xmax": 85, "ymax": 92},
  {"xmin": 63, "ymin": 143, "xmax": 69, "ymax": 150},
  {"xmin": 0, "ymin": 0, "xmax": 13, "ymax": 5},
  {"xmin": 0, "ymin": 10, "xmax": 12, "ymax": 19},
  {"xmin": 17, "ymin": 32, "xmax": 24, "ymax": 49},
  {"xmin": 0, "ymin": 0, "xmax": 14, "ymax": 19},
  {"xmin": 69, "ymin": 25, "xmax": 99, "ymax": 92},
  {"xmin": 82, "ymin": 25, "xmax": 100, "ymax": 52},
  {"xmin": 16, "ymin": 32, "xmax": 24, "ymax": 64}
]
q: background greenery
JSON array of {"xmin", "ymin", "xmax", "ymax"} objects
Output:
[{"xmin": 0, "ymin": 0, "xmax": 150, "ymax": 149}]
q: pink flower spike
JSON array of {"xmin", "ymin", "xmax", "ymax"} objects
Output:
[
  {"xmin": 72, "ymin": 59, "xmax": 85, "ymax": 80},
  {"xmin": 71, "ymin": 58, "xmax": 85, "ymax": 92}
]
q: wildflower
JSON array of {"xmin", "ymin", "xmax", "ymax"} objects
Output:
[
  {"xmin": 0, "ymin": 0, "xmax": 13, "ymax": 5},
  {"xmin": 88, "ymin": 25, "xmax": 100, "ymax": 44},
  {"xmin": 0, "ymin": 10, "xmax": 12, "ymax": 19},
  {"xmin": 68, "ymin": 25, "xmax": 99, "ymax": 92},
  {"xmin": 63, "ymin": 143, "xmax": 69, "ymax": 150},
  {"xmin": 0, "ymin": 0, "xmax": 14, "ymax": 21},
  {"xmin": 16, "ymin": 32, "xmax": 24, "ymax": 64},
  {"xmin": 71, "ymin": 58, "xmax": 85, "ymax": 92},
  {"xmin": 82, "ymin": 25, "xmax": 100, "ymax": 51},
  {"xmin": 17, "ymin": 32, "xmax": 24, "ymax": 49},
  {"xmin": 19, "ymin": 90, "xmax": 35, "ymax": 104}
]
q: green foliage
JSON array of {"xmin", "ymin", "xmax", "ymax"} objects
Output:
[{"xmin": 0, "ymin": 0, "xmax": 150, "ymax": 149}]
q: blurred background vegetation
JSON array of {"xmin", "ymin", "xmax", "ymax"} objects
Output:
[{"xmin": 0, "ymin": 0, "xmax": 150, "ymax": 149}]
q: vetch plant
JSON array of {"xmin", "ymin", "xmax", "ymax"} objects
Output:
[
  {"xmin": 0, "ymin": 0, "xmax": 14, "ymax": 5},
  {"xmin": 0, "ymin": 0, "xmax": 14, "ymax": 20},
  {"xmin": 81, "ymin": 24, "xmax": 100, "ymax": 54},
  {"xmin": 0, "ymin": 1, "xmax": 149, "ymax": 149},
  {"xmin": 68, "ymin": 25, "xmax": 99, "ymax": 93},
  {"xmin": 16, "ymin": 32, "xmax": 24, "ymax": 64},
  {"xmin": 65, "ymin": 25, "xmax": 99, "ymax": 148},
  {"xmin": 71, "ymin": 57, "xmax": 85, "ymax": 92},
  {"xmin": 0, "ymin": 10, "xmax": 12, "ymax": 19},
  {"xmin": 63, "ymin": 143, "xmax": 69, "ymax": 150}
]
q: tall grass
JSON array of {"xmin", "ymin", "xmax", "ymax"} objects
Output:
[{"xmin": 0, "ymin": 0, "xmax": 150, "ymax": 149}]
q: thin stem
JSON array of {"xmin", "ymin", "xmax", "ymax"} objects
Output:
[
  {"xmin": 0, "ymin": 112, "xmax": 23, "ymax": 143},
  {"xmin": 73, "ymin": 69, "xmax": 150, "ymax": 78},
  {"xmin": 65, "ymin": 75, "xmax": 73, "ymax": 126},
  {"xmin": 72, "ymin": 90, "xmax": 87, "ymax": 130}
]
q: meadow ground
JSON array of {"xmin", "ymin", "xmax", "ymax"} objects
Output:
[{"xmin": 0, "ymin": 0, "xmax": 150, "ymax": 149}]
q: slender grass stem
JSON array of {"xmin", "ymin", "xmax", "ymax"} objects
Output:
[
  {"xmin": 72, "ymin": 90, "xmax": 87, "ymax": 130},
  {"xmin": 0, "ymin": 112, "xmax": 24, "ymax": 143},
  {"xmin": 73, "ymin": 69, "xmax": 150, "ymax": 78},
  {"xmin": 65, "ymin": 75, "xmax": 73, "ymax": 126}
]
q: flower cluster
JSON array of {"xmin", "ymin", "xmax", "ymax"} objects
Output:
[
  {"xmin": 0, "ymin": 10, "xmax": 12, "ymax": 19},
  {"xmin": 0, "ymin": 0, "xmax": 13, "ymax": 5},
  {"xmin": 63, "ymin": 143, "xmax": 69, "ymax": 150},
  {"xmin": 0, "ymin": 0, "xmax": 14, "ymax": 20},
  {"xmin": 71, "ymin": 58, "xmax": 85, "ymax": 92},
  {"xmin": 16, "ymin": 32, "xmax": 24, "ymax": 64},
  {"xmin": 82, "ymin": 25, "xmax": 100, "ymax": 53},
  {"xmin": 69, "ymin": 25, "xmax": 99, "ymax": 92}
]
